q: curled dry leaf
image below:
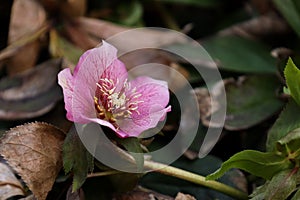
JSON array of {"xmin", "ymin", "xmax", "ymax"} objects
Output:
[
  {"xmin": 0, "ymin": 122, "xmax": 65, "ymax": 200},
  {"xmin": 175, "ymin": 192, "xmax": 196, "ymax": 200},
  {"xmin": 195, "ymin": 76, "xmax": 283, "ymax": 130},
  {"xmin": 218, "ymin": 13, "xmax": 290, "ymax": 40},
  {"xmin": 19, "ymin": 194, "xmax": 35, "ymax": 200},
  {"xmin": 193, "ymin": 84, "xmax": 224, "ymax": 128},
  {"xmin": 75, "ymin": 17, "xmax": 188, "ymax": 53},
  {"xmin": 66, "ymin": 186, "xmax": 85, "ymax": 200},
  {"xmin": 7, "ymin": 0, "xmax": 46, "ymax": 75},
  {"xmin": 113, "ymin": 189, "xmax": 174, "ymax": 200},
  {"xmin": 0, "ymin": 59, "xmax": 62, "ymax": 120},
  {"xmin": 0, "ymin": 162, "xmax": 25, "ymax": 199}
]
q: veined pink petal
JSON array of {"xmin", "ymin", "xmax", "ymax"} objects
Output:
[
  {"xmin": 129, "ymin": 76, "xmax": 170, "ymax": 118},
  {"xmin": 58, "ymin": 41, "xmax": 171, "ymax": 138},
  {"xmin": 117, "ymin": 106, "xmax": 171, "ymax": 137},
  {"xmin": 116, "ymin": 76, "xmax": 171, "ymax": 137},
  {"xmin": 58, "ymin": 68, "xmax": 74, "ymax": 121}
]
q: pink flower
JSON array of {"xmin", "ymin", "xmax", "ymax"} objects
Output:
[{"xmin": 58, "ymin": 41, "xmax": 171, "ymax": 138}]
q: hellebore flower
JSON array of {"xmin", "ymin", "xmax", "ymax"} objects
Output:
[{"xmin": 58, "ymin": 41, "xmax": 171, "ymax": 138}]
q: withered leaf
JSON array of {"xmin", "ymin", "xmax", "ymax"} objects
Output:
[
  {"xmin": 0, "ymin": 122, "xmax": 65, "ymax": 200},
  {"xmin": 0, "ymin": 59, "xmax": 62, "ymax": 120},
  {"xmin": 195, "ymin": 75, "xmax": 284, "ymax": 130},
  {"xmin": 7, "ymin": 0, "xmax": 46, "ymax": 75},
  {"xmin": 113, "ymin": 189, "xmax": 174, "ymax": 200},
  {"xmin": 175, "ymin": 193, "xmax": 196, "ymax": 200},
  {"xmin": 76, "ymin": 17, "xmax": 188, "ymax": 53},
  {"xmin": 0, "ymin": 162, "xmax": 25, "ymax": 199},
  {"xmin": 66, "ymin": 186, "xmax": 85, "ymax": 200}
]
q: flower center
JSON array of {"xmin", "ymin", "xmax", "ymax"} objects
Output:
[
  {"xmin": 110, "ymin": 93, "xmax": 126, "ymax": 109},
  {"xmin": 94, "ymin": 78, "xmax": 143, "ymax": 125}
]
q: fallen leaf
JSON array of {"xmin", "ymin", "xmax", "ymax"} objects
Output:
[
  {"xmin": 76, "ymin": 17, "xmax": 188, "ymax": 53},
  {"xmin": 175, "ymin": 192, "xmax": 196, "ymax": 200},
  {"xmin": 218, "ymin": 13, "xmax": 290, "ymax": 39},
  {"xmin": 19, "ymin": 194, "xmax": 35, "ymax": 200},
  {"xmin": 0, "ymin": 122, "xmax": 65, "ymax": 200},
  {"xmin": 0, "ymin": 24, "xmax": 49, "ymax": 62},
  {"xmin": 7, "ymin": 0, "xmax": 46, "ymax": 75},
  {"xmin": 0, "ymin": 162, "xmax": 25, "ymax": 199},
  {"xmin": 113, "ymin": 188, "xmax": 174, "ymax": 200},
  {"xmin": 195, "ymin": 75, "xmax": 284, "ymax": 130},
  {"xmin": 0, "ymin": 59, "xmax": 62, "ymax": 120},
  {"xmin": 66, "ymin": 186, "xmax": 85, "ymax": 200}
]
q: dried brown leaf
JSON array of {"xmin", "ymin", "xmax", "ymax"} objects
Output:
[
  {"xmin": 19, "ymin": 194, "xmax": 35, "ymax": 200},
  {"xmin": 175, "ymin": 193, "xmax": 196, "ymax": 200},
  {"xmin": 193, "ymin": 84, "xmax": 225, "ymax": 128},
  {"xmin": 113, "ymin": 189, "xmax": 174, "ymax": 200},
  {"xmin": 60, "ymin": 0, "xmax": 86, "ymax": 17},
  {"xmin": 218, "ymin": 13, "xmax": 290, "ymax": 39},
  {"xmin": 0, "ymin": 122, "xmax": 65, "ymax": 200},
  {"xmin": 0, "ymin": 59, "xmax": 62, "ymax": 120},
  {"xmin": 76, "ymin": 17, "xmax": 188, "ymax": 52},
  {"xmin": 66, "ymin": 186, "xmax": 85, "ymax": 200},
  {"xmin": 0, "ymin": 162, "xmax": 25, "ymax": 199},
  {"xmin": 7, "ymin": 0, "xmax": 46, "ymax": 75},
  {"xmin": 0, "ymin": 59, "xmax": 61, "ymax": 101}
]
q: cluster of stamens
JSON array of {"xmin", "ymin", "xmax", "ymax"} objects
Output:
[{"xmin": 94, "ymin": 78, "xmax": 143, "ymax": 126}]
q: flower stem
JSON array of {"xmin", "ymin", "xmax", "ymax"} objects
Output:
[{"xmin": 144, "ymin": 160, "xmax": 249, "ymax": 200}]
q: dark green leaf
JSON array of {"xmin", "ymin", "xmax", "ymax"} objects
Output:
[
  {"xmin": 273, "ymin": 0, "xmax": 300, "ymax": 37},
  {"xmin": 266, "ymin": 99, "xmax": 300, "ymax": 151},
  {"xmin": 224, "ymin": 75, "xmax": 284, "ymax": 130},
  {"xmin": 116, "ymin": 137, "xmax": 144, "ymax": 172},
  {"xmin": 206, "ymin": 150, "xmax": 292, "ymax": 180},
  {"xmin": 284, "ymin": 58, "xmax": 300, "ymax": 106},
  {"xmin": 249, "ymin": 184, "xmax": 268, "ymax": 200},
  {"xmin": 276, "ymin": 128, "xmax": 300, "ymax": 158},
  {"xmin": 291, "ymin": 189, "xmax": 300, "ymax": 200},
  {"xmin": 202, "ymin": 36, "xmax": 277, "ymax": 74},
  {"xmin": 265, "ymin": 169, "xmax": 298, "ymax": 200},
  {"xmin": 63, "ymin": 125, "xmax": 94, "ymax": 191}
]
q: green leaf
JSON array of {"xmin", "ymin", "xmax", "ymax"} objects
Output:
[
  {"xmin": 266, "ymin": 99, "xmax": 300, "ymax": 151},
  {"xmin": 284, "ymin": 58, "xmax": 300, "ymax": 106},
  {"xmin": 224, "ymin": 75, "xmax": 284, "ymax": 130},
  {"xmin": 206, "ymin": 150, "xmax": 292, "ymax": 180},
  {"xmin": 116, "ymin": 137, "xmax": 144, "ymax": 172},
  {"xmin": 264, "ymin": 169, "xmax": 298, "ymax": 200},
  {"xmin": 291, "ymin": 189, "xmax": 300, "ymax": 200},
  {"xmin": 156, "ymin": 0, "xmax": 222, "ymax": 7},
  {"xmin": 249, "ymin": 184, "xmax": 268, "ymax": 200},
  {"xmin": 276, "ymin": 128, "xmax": 300, "ymax": 158},
  {"xmin": 273, "ymin": 0, "xmax": 300, "ymax": 37},
  {"xmin": 140, "ymin": 156, "xmax": 246, "ymax": 200},
  {"xmin": 63, "ymin": 125, "xmax": 94, "ymax": 191},
  {"xmin": 202, "ymin": 36, "xmax": 277, "ymax": 74}
]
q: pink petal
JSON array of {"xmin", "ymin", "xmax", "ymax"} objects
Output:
[
  {"xmin": 63, "ymin": 41, "xmax": 127, "ymax": 123},
  {"xmin": 84, "ymin": 117, "xmax": 128, "ymax": 138},
  {"xmin": 117, "ymin": 76, "xmax": 171, "ymax": 137},
  {"xmin": 117, "ymin": 106, "xmax": 171, "ymax": 137},
  {"xmin": 58, "ymin": 68, "xmax": 74, "ymax": 121}
]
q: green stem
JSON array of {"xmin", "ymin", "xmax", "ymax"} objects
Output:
[{"xmin": 144, "ymin": 160, "xmax": 249, "ymax": 200}]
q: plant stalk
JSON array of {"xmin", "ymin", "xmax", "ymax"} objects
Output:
[{"xmin": 144, "ymin": 160, "xmax": 249, "ymax": 200}]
